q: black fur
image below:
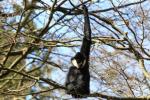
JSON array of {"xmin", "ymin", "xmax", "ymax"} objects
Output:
[
  {"xmin": 71, "ymin": 52, "xmax": 86, "ymax": 68},
  {"xmin": 65, "ymin": 5, "xmax": 91, "ymax": 98},
  {"xmin": 65, "ymin": 66, "xmax": 90, "ymax": 98}
]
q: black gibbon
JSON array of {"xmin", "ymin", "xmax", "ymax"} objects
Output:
[{"xmin": 65, "ymin": 5, "xmax": 91, "ymax": 98}]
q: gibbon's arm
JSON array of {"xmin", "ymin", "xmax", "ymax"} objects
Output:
[{"xmin": 80, "ymin": 5, "xmax": 91, "ymax": 59}]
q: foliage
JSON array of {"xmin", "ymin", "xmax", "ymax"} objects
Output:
[{"xmin": 0, "ymin": 0, "xmax": 150, "ymax": 100}]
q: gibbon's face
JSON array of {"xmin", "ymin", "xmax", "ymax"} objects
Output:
[
  {"xmin": 71, "ymin": 59, "xmax": 79, "ymax": 68},
  {"xmin": 71, "ymin": 52, "xmax": 86, "ymax": 68}
]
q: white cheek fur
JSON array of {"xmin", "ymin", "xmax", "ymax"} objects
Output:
[{"xmin": 71, "ymin": 59, "xmax": 79, "ymax": 68}]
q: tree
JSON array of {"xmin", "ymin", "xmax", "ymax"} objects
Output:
[{"xmin": 0, "ymin": 0, "xmax": 150, "ymax": 99}]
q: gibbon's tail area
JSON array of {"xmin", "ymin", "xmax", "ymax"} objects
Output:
[{"xmin": 65, "ymin": 5, "xmax": 92, "ymax": 98}]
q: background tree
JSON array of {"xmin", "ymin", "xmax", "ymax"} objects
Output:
[{"xmin": 0, "ymin": 0, "xmax": 150, "ymax": 99}]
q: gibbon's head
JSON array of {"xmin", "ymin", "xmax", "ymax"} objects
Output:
[{"xmin": 71, "ymin": 52, "xmax": 86, "ymax": 68}]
